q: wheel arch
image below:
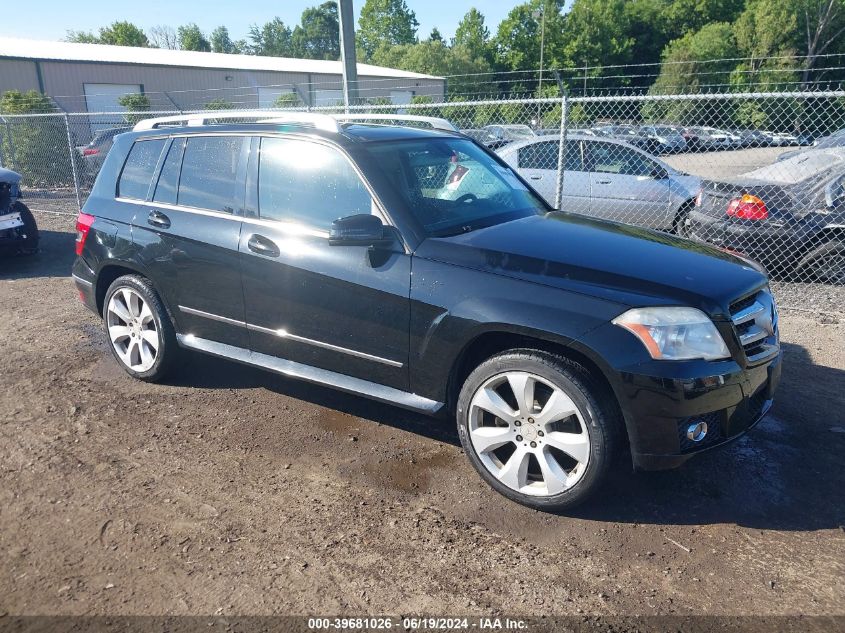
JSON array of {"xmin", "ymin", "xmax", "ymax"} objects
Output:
[
  {"xmin": 446, "ymin": 329, "xmax": 624, "ymax": 426},
  {"xmin": 94, "ymin": 262, "xmax": 178, "ymax": 327}
]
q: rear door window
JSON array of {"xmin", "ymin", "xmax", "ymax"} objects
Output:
[
  {"xmin": 118, "ymin": 138, "xmax": 166, "ymax": 200},
  {"xmin": 177, "ymin": 135, "xmax": 245, "ymax": 213},
  {"xmin": 153, "ymin": 138, "xmax": 185, "ymax": 205}
]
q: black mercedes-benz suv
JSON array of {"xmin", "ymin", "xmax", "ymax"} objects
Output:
[{"xmin": 72, "ymin": 112, "xmax": 782, "ymax": 510}]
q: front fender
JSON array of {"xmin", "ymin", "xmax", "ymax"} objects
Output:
[{"xmin": 409, "ymin": 258, "xmax": 627, "ymax": 402}]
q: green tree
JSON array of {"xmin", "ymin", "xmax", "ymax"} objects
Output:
[
  {"xmin": 210, "ymin": 26, "xmax": 240, "ymax": 53},
  {"xmin": 67, "ymin": 21, "xmax": 149, "ymax": 47},
  {"xmin": 493, "ymin": 1, "xmax": 567, "ymax": 77},
  {"xmin": 291, "ymin": 2, "xmax": 340, "ymax": 59},
  {"xmin": 562, "ymin": 0, "xmax": 634, "ymax": 79},
  {"xmin": 204, "ymin": 98, "xmax": 235, "ymax": 110},
  {"xmin": 370, "ymin": 40, "xmax": 492, "ymax": 99},
  {"xmin": 117, "ymin": 93, "xmax": 151, "ymax": 125},
  {"xmin": 0, "ymin": 90, "xmax": 75, "ymax": 187},
  {"xmin": 178, "ymin": 23, "xmax": 211, "ymax": 52},
  {"xmin": 273, "ymin": 92, "xmax": 304, "ymax": 108},
  {"xmin": 428, "ymin": 27, "xmax": 444, "ymax": 43},
  {"xmin": 453, "ymin": 7, "xmax": 490, "ymax": 59},
  {"xmin": 358, "ymin": 0, "xmax": 419, "ymax": 59},
  {"xmin": 644, "ymin": 22, "xmax": 738, "ymax": 123},
  {"xmin": 249, "ymin": 18, "xmax": 294, "ymax": 56}
]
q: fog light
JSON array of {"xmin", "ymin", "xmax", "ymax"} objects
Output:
[{"xmin": 686, "ymin": 421, "xmax": 708, "ymax": 442}]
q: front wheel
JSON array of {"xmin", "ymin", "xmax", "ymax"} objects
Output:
[
  {"xmin": 103, "ymin": 274, "xmax": 178, "ymax": 382},
  {"xmin": 456, "ymin": 350, "xmax": 620, "ymax": 511},
  {"xmin": 14, "ymin": 202, "xmax": 39, "ymax": 255}
]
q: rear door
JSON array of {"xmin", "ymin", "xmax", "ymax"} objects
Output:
[
  {"xmin": 585, "ymin": 140, "xmax": 672, "ymax": 228},
  {"xmin": 239, "ymin": 136, "xmax": 411, "ymax": 390},
  {"xmin": 130, "ymin": 133, "xmax": 250, "ymax": 348}
]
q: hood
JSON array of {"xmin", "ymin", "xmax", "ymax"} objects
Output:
[
  {"xmin": 0, "ymin": 167, "xmax": 21, "ymax": 184},
  {"xmin": 414, "ymin": 213, "xmax": 767, "ymax": 319}
]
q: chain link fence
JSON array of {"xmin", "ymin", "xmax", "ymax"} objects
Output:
[{"xmin": 2, "ymin": 90, "xmax": 845, "ymax": 302}]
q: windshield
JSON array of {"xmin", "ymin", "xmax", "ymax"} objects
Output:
[{"xmin": 364, "ymin": 138, "xmax": 546, "ymax": 237}]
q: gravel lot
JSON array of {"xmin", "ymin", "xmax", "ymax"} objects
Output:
[{"xmin": 1, "ymin": 212, "xmax": 844, "ymax": 624}]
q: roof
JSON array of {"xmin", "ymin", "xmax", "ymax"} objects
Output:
[{"xmin": 0, "ymin": 37, "xmax": 442, "ymax": 80}]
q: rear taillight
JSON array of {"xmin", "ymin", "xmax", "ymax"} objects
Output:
[
  {"xmin": 75, "ymin": 212, "xmax": 95, "ymax": 255},
  {"xmin": 726, "ymin": 194, "xmax": 768, "ymax": 220},
  {"xmin": 694, "ymin": 189, "xmax": 703, "ymax": 207},
  {"xmin": 82, "ymin": 148, "xmax": 100, "ymax": 156}
]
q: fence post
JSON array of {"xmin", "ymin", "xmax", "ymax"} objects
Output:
[
  {"xmin": 63, "ymin": 114, "xmax": 82, "ymax": 212},
  {"xmin": 3, "ymin": 118, "xmax": 17, "ymax": 167},
  {"xmin": 554, "ymin": 89, "xmax": 569, "ymax": 210}
]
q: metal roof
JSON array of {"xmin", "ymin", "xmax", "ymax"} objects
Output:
[{"xmin": 0, "ymin": 37, "xmax": 442, "ymax": 80}]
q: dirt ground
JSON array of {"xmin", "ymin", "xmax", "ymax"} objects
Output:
[{"xmin": 1, "ymin": 213, "xmax": 844, "ymax": 621}]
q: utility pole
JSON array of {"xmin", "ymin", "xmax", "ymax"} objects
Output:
[
  {"xmin": 338, "ymin": 0, "xmax": 359, "ymax": 112},
  {"xmin": 532, "ymin": 4, "xmax": 546, "ymax": 126}
]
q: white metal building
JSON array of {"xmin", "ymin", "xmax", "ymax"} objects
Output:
[{"xmin": 0, "ymin": 37, "xmax": 445, "ymax": 115}]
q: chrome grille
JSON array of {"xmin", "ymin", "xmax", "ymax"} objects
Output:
[{"xmin": 729, "ymin": 289, "xmax": 779, "ymax": 363}]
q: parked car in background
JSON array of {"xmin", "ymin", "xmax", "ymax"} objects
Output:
[
  {"xmin": 0, "ymin": 168, "xmax": 38, "ymax": 255},
  {"xmin": 777, "ymin": 128, "xmax": 845, "ymax": 161},
  {"xmin": 688, "ymin": 148, "xmax": 845, "ymax": 283},
  {"xmin": 461, "ymin": 128, "xmax": 511, "ymax": 150},
  {"xmin": 681, "ymin": 127, "xmax": 732, "ymax": 151},
  {"xmin": 768, "ymin": 132, "xmax": 799, "ymax": 146},
  {"xmin": 482, "ymin": 124, "xmax": 537, "ymax": 142},
  {"xmin": 638, "ymin": 125, "xmax": 689, "ymax": 154},
  {"xmin": 80, "ymin": 126, "xmax": 131, "ymax": 185},
  {"xmin": 72, "ymin": 111, "xmax": 781, "ymax": 511},
  {"xmin": 496, "ymin": 134, "xmax": 700, "ymax": 231},
  {"xmin": 731, "ymin": 129, "xmax": 774, "ymax": 148}
]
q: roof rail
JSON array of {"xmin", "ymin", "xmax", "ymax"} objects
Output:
[
  {"xmin": 334, "ymin": 114, "xmax": 460, "ymax": 132},
  {"xmin": 133, "ymin": 110, "xmax": 341, "ymax": 132},
  {"xmin": 132, "ymin": 110, "xmax": 460, "ymax": 134}
]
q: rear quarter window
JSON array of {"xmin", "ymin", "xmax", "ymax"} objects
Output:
[{"xmin": 118, "ymin": 139, "xmax": 166, "ymax": 200}]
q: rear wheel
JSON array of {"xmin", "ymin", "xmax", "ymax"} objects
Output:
[
  {"xmin": 795, "ymin": 239, "xmax": 845, "ymax": 284},
  {"xmin": 103, "ymin": 275, "xmax": 178, "ymax": 382},
  {"xmin": 456, "ymin": 350, "xmax": 620, "ymax": 511}
]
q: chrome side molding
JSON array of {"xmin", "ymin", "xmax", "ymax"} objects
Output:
[{"xmin": 176, "ymin": 334, "xmax": 442, "ymax": 414}]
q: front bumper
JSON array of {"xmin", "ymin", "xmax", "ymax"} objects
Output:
[{"xmin": 621, "ymin": 352, "xmax": 782, "ymax": 470}]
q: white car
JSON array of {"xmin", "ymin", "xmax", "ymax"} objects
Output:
[{"xmin": 496, "ymin": 134, "xmax": 701, "ymax": 232}]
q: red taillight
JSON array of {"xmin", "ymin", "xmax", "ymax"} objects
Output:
[
  {"xmin": 82, "ymin": 148, "xmax": 100, "ymax": 156},
  {"xmin": 75, "ymin": 212, "xmax": 95, "ymax": 255},
  {"xmin": 726, "ymin": 194, "xmax": 768, "ymax": 220}
]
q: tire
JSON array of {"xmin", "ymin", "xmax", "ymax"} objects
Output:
[
  {"xmin": 456, "ymin": 349, "xmax": 621, "ymax": 511},
  {"xmin": 102, "ymin": 274, "xmax": 178, "ymax": 382},
  {"xmin": 795, "ymin": 239, "xmax": 845, "ymax": 284},
  {"xmin": 673, "ymin": 201, "xmax": 694, "ymax": 239},
  {"xmin": 13, "ymin": 202, "xmax": 39, "ymax": 255}
]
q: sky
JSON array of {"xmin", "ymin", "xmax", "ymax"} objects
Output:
[{"xmin": 12, "ymin": 1, "xmax": 524, "ymax": 44}]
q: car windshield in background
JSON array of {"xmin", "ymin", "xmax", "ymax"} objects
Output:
[{"xmin": 364, "ymin": 138, "xmax": 546, "ymax": 237}]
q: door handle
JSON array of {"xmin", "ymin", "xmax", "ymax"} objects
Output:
[
  {"xmin": 529, "ymin": 175, "xmax": 542, "ymax": 180},
  {"xmin": 596, "ymin": 179, "xmax": 612, "ymax": 185},
  {"xmin": 247, "ymin": 234, "xmax": 280, "ymax": 257},
  {"xmin": 147, "ymin": 210, "xmax": 171, "ymax": 229}
]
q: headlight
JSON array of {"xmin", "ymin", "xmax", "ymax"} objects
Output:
[{"xmin": 612, "ymin": 307, "xmax": 730, "ymax": 361}]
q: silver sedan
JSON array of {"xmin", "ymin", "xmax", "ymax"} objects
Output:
[{"xmin": 496, "ymin": 134, "xmax": 701, "ymax": 232}]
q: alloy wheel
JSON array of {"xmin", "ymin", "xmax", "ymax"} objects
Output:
[
  {"xmin": 106, "ymin": 287, "xmax": 159, "ymax": 372},
  {"xmin": 468, "ymin": 371, "xmax": 590, "ymax": 497}
]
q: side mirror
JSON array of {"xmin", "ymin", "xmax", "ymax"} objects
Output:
[
  {"xmin": 329, "ymin": 214, "xmax": 389, "ymax": 247},
  {"xmin": 650, "ymin": 166, "xmax": 669, "ymax": 180}
]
